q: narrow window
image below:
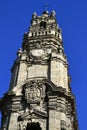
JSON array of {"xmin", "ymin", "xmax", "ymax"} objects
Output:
[
  {"xmin": 45, "ymin": 31, "xmax": 47, "ymax": 35},
  {"xmin": 40, "ymin": 21, "xmax": 46, "ymax": 29},
  {"xmin": 26, "ymin": 122, "xmax": 42, "ymax": 130},
  {"xmin": 49, "ymin": 31, "xmax": 51, "ymax": 33},
  {"xmin": 35, "ymin": 32, "xmax": 37, "ymax": 36}
]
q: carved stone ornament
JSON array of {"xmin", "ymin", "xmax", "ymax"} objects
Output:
[
  {"xmin": 30, "ymin": 49, "xmax": 45, "ymax": 57},
  {"xmin": 23, "ymin": 81, "xmax": 46, "ymax": 103},
  {"xmin": 25, "ymin": 87, "xmax": 41, "ymax": 103}
]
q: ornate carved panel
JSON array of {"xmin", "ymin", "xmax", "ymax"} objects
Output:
[
  {"xmin": 25, "ymin": 86, "xmax": 41, "ymax": 103},
  {"xmin": 23, "ymin": 81, "xmax": 46, "ymax": 104}
]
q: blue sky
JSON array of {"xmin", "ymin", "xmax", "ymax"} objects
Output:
[{"xmin": 0, "ymin": 0, "xmax": 87, "ymax": 129}]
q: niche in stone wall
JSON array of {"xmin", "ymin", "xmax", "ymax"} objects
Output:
[
  {"xmin": 26, "ymin": 122, "xmax": 42, "ymax": 130},
  {"xmin": 40, "ymin": 22, "xmax": 46, "ymax": 29}
]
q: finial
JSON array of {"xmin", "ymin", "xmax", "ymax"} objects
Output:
[
  {"xmin": 51, "ymin": 10, "xmax": 56, "ymax": 17},
  {"xmin": 33, "ymin": 12, "xmax": 37, "ymax": 16},
  {"xmin": 17, "ymin": 48, "xmax": 22, "ymax": 58},
  {"xmin": 43, "ymin": 10, "xmax": 49, "ymax": 15},
  {"xmin": 32, "ymin": 12, "xmax": 37, "ymax": 19}
]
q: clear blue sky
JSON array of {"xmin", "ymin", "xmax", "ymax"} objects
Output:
[{"xmin": 0, "ymin": 0, "xmax": 87, "ymax": 129}]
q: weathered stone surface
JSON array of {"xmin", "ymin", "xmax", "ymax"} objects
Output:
[{"xmin": 0, "ymin": 10, "xmax": 78, "ymax": 130}]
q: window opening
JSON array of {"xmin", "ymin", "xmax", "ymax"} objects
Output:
[
  {"xmin": 40, "ymin": 22, "xmax": 46, "ymax": 29},
  {"xmin": 26, "ymin": 122, "xmax": 41, "ymax": 130},
  {"xmin": 45, "ymin": 31, "xmax": 47, "ymax": 35}
]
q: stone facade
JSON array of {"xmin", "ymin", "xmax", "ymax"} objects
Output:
[{"xmin": 0, "ymin": 10, "xmax": 78, "ymax": 130}]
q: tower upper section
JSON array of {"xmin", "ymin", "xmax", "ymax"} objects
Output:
[
  {"xmin": 10, "ymin": 10, "xmax": 69, "ymax": 92},
  {"xmin": 22, "ymin": 10, "xmax": 63, "ymax": 53}
]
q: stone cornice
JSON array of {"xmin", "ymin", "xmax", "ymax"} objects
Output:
[{"xmin": 28, "ymin": 35, "xmax": 62, "ymax": 43}]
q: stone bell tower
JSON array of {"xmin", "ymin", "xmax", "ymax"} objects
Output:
[{"xmin": 0, "ymin": 10, "xmax": 78, "ymax": 130}]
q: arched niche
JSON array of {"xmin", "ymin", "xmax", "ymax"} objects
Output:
[
  {"xmin": 40, "ymin": 21, "xmax": 46, "ymax": 29},
  {"xmin": 26, "ymin": 122, "xmax": 41, "ymax": 130}
]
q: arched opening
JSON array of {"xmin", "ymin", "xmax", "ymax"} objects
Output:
[
  {"xmin": 40, "ymin": 21, "xmax": 46, "ymax": 29},
  {"xmin": 26, "ymin": 122, "xmax": 41, "ymax": 130}
]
